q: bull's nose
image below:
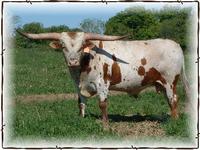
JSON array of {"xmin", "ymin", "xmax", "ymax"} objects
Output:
[
  {"xmin": 70, "ymin": 58, "xmax": 75, "ymax": 61},
  {"xmin": 69, "ymin": 60, "xmax": 78, "ymax": 65}
]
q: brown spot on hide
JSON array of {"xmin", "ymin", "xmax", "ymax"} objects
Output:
[
  {"xmin": 141, "ymin": 67, "xmax": 166, "ymax": 86},
  {"xmin": 111, "ymin": 62, "xmax": 122, "ymax": 85},
  {"xmin": 103, "ymin": 61, "xmax": 122, "ymax": 85},
  {"xmin": 80, "ymin": 53, "xmax": 93, "ymax": 74},
  {"xmin": 144, "ymin": 42, "xmax": 148, "ymax": 45},
  {"xmin": 138, "ymin": 66, "xmax": 145, "ymax": 76},
  {"xmin": 99, "ymin": 57, "xmax": 101, "ymax": 61},
  {"xmin": 141, "ymin": 58, "xmax": 147, "ymax": 65},
  {"xmin": 94, "ymin": 66, "xmax": 96, "ymax": 70},
  {"xmin": 99, "ymin": 41, "xmax": 103, "ymax": 49},
  {"xmin": 103, "ymin": 63, "xmax": 110, "ymax": 84},
  {"xmin": 67, "ymin": 32, "xmax": 77, "ymax": 39},
  {"xmin": 172, "ymin": 74, "xmax": 180, "ymax": 94}
]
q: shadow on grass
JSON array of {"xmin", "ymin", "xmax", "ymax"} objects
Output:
[{"xmin": 88, "ymin": 113, "xmax": 170, "ymax": 123}]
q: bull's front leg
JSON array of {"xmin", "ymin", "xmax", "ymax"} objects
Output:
[
  {"xmin": 68, "ymin": 68, "xmax": 86, "ymax": 117},
  {"xmin": 97, "ymin": 82, "xmax": 109, "ymax": 122},
  {"xmin": 78, "ymin": 94, "xmax": 86, "ymax": 117}
]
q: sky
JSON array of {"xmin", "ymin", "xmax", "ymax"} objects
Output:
[{"xmin": 4, "ymin": 2, "xmax": 197, "ymax": 29}]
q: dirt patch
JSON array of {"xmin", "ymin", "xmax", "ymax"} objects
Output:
[
  {"xmin": 110, "ymin": 121, "xmax": 165, "ymax": 138},
  {"xmin": 15, "ymin": 91, "xmax": 126, "ymax": 103},
  {"xmin": 15, "ymin": 87, "xmax": 156, "ymax": 103},
  {"xmin": 16, "ymin": 93, "xmax": 77, "ymax": 103}
]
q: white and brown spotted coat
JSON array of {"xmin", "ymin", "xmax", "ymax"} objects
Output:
[{"xmin": 79, "ymin": 39, "xmax": 184, "ymax": 119}]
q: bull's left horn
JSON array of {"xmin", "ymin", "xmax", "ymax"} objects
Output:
[
  {"xmin": 84, "ymin": 33, "xmax": 129, "ymax": 41},
  {"xmin": 16, "ymin": 30, "xmax": 61, "ymax": 40}
]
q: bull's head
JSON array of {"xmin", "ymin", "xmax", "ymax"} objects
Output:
[{"xmin": 16, "ymin": 30, "xmax": 127, "ymax": 67}]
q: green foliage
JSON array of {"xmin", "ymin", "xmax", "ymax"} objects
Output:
[
  {"xmin": 105, "ymin": 7, "xmax": 160, "ymax": 40},
  {"xmin": 22, "ymin": 22, "xmax": 44, "ymax": 33},
  {"xmin": 15, "ymin": 22, "xmax": 46, "ymax": 48},
  {"xmin": 156, "ymin": 6, "xmax": 192, "ymax": 50},
  {"xmin": 70, "ymin": 28, "xmax": 83, "ymax": 32},
  {"xmin": 80, "ymin": 18, "xmax": 105, "ymax": 34},
  {"xmin": 14, "ymin": 22, "xmax": 81, "ymax": 48},
  {"xmin": 105, "ymin": 6, "xmax": 191, "ymax": 50},
  {"xmin": 45, "ymin": 25, "xmax": 70, "ymax": 32}
]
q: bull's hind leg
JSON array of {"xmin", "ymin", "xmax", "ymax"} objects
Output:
[
  {"xmin": 99, "ymin": 98, "xmax": 108, "ymax": 122},
  {"xmin": 163, "ymin": 83, "xmax": 179, "ymax": 119}
]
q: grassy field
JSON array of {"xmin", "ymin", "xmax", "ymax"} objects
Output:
[
  {"xmin": 11, "ymin": 46, "xmax": 191, "ymax": 143},
  {"xmin": 13, "ymin": 46, "xmax": 76, "ymax": 96}
]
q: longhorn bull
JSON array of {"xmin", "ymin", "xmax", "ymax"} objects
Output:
[{"xmin": 17, "ymin": 30, "xmax": 189, "ymax": 122}]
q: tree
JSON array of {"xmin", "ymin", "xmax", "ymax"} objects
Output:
[
  {"xmin": 80, "ymin": 18, "xmax": 105, "ymax": 34},
  {"xmin": 105, "ymin": 6, "xmax": 192, "ymax": 51},
  {"xmin": 14, "ymin": 23, "xmax": 81, "ymax": 48},
  {"xmin": 45, "ymin": 25, "xmax": 70, "ymax": 32},
  {"xmin": 156, "ymin": 6, "xmax": 192, "ymax": 50},
  {"xmin": 15, "ymin": 22, "xmax": 45, "ymax": 48},
  {"xmin": 105, "ymin": 6, "xmax": 160, "ymax": 40}
]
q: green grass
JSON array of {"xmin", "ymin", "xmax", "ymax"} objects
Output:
[
  {"xmin": 12, "ymin": 46, "xmax": 76, "ymax": 96},
  {"xmin": 13, "ymin": 99, "xmax": 117, "ymax": 140},
  {"xmin": 11, "ymin": 46, "xmax": 192, "ymax": 143},
  {"xmin": 12, "ymin": 85, "xmax": 189, "ymax": 141}
]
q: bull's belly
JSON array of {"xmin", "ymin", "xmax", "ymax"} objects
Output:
[
  {"xmin": 109, "ymin": 75, "xmax": 149, "ymax": 93},
  {"xmin": 109, "ymin": 82, "xmax": 148, "ymax": 94}
]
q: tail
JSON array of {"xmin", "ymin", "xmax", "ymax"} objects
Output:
[
  {"xmin": 180, "ymin": 59, "xmax": 190, "ymax": 100},
  {"xmin": 180, "ymin": 57, "xmax": 195, "ymax": 114}
]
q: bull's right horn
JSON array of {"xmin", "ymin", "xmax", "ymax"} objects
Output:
[
  {"xmin": 16, "ymin": 29, "xmax": 61, "ymax": 40},
  {"xmin": 84, "ymin": 32, "xmax": 129, "ymax": 41}
]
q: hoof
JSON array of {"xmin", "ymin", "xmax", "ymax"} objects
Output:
[
  {"xmin": 102, "ymin": 115, "xmax": 109, "ymax": 123},
  {"xmin": 102, "ymin": 119, "xmax": 109, "ymax": 130},
  {"xmin": 79, "ymin": 113, "xmax": 85, "ymax": 118},
  {"xmin": 171, "ymin": 111, "xmax": 179, "ymax": 119}
]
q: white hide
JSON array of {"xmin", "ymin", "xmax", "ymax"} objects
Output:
[{"xmin": 79, "ymin": 39, "xmax": 184, "ymax": 102}]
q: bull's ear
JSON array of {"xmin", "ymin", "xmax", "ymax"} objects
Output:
[
  {"xmin": 49, "ymin": 41, "xmax": 62, "ymax": 49},
  {"xmin": 82, "ymin": 40, "xmax": 95, "ymax": 53}
]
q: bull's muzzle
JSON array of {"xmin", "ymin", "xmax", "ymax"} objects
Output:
[{"xmin": 68, "ymin": 58, "xmax": 79, "ymax": 67}]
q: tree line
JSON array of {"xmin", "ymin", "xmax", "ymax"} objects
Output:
[{"xmin": 14, "ymin": 6, "xmax": 192, "ymax": 51}]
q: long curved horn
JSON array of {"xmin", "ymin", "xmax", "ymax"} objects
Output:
[
  {"xmin": 16, "ymin": 30, "xmax": 61, "ymax": 40},
  {"xmin": 84, "ymin": 33, "xmax": 129, "ymax": 41}
]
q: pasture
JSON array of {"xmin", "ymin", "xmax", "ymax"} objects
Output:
[{"xmin": 11, "ymin": 46, "xmax": 191, "ymax": 143}]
